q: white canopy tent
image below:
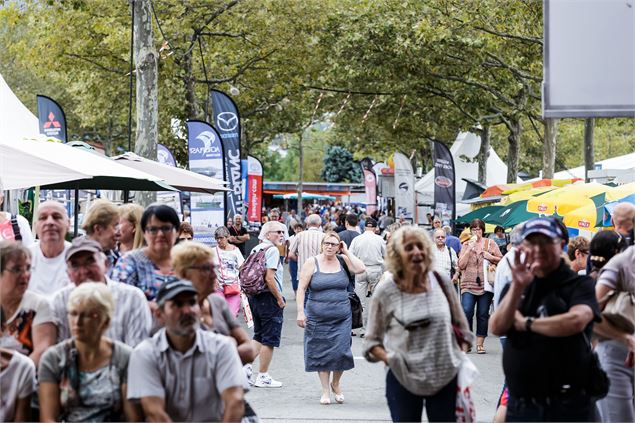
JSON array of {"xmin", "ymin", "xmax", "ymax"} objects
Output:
[
  {"xmin": 415, "ymin": 132, "xmax": 513, "ymax": 218},
  {"xmin": 0, "ymin": 73, "xmax": 38, "ymax": 144}
]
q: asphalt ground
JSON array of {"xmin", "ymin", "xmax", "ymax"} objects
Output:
[{"xmin": 242, "ymin": 265, "xmax": 505, "ymax": 422}]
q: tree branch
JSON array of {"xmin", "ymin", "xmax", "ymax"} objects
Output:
[
  {"xmin": 302, "ymin": 85, "xmax": 402, "ymax": 96},
  {"xmin": 483, "ymin": 52, "xmax": 542, "ymax": 83},
  {"xmin": 199, "ymin": 31, "xmax": 246, "ymax": 38},
  {"xmin": 185, "ymin": 0, "xmax": 242, "ymax": 55},
  {"xmin": 62, "ymin": 53, "xmax": 127, "ymax": 75},
  {"xmin": 473, "ymin": 26, "xmax": 543, "ymax": 46}
]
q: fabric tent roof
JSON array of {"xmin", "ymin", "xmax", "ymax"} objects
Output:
[
  {"xmin": 0, "ymin": 138, "xmax": 175, "ymax": 191},
  {"xmin": 0, "ymin": 73, "xmax": 38, "ymax": 145},
  {"xmin": 112, "ymin": 152, "xmax": 227, "ymax": 194},
  {"xmin": 546, "ymin": 153, "xmax": 635, "ymax": 180}
]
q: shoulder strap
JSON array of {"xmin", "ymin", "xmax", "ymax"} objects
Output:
[
  {"xmin": 10, "ymin": 214, "xmax": 21, "ymax": 241},
  {"xmin": 313, "ymin": 256, "xmax": 320, "ymax": 272}
]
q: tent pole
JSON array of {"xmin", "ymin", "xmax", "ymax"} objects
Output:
[
  {"xmin": 74, "ymin": 186, "xmax": 79, "ymax": 237},
  {"xmin": 123, "ymin": 190, "xmax": 130, "ymax": 204}
]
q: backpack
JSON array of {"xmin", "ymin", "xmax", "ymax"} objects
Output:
[{"xmin": 239, "ymin": 245, "xmax": 274, "ymax": 296}]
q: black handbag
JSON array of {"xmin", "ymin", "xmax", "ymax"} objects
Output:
[
  {"xmin": 349, "ymin": 291, "xmax": 363, "ymax": 329},
  {"xmin": 336, "ymin": 254, "xmax": 364, "ymax": 329},
  {"xmin": 583, "ymin": 332, "xmax": 610, "ymax": 399}
]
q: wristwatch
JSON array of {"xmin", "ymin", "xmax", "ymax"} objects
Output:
[{"xmin": 525, "ymin": 316, "xmax": 535, "ymax": 332}]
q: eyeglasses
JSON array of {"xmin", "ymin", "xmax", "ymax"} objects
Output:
[
  {"xmin": 188, "ymin": 264, "xmax": 215, "ymax": 273},
  {"xmin": 435, "ymin": 236, "xmax": 446, "ymax": 239},
  {"xmin": 145, "ymin": 225, "xmax": 174, "ymax": 235},
  {"xmin": 68, "ymin": 257, "xmax": 98, "ymax": 271},
  {"xmin": 323, "ymin": 242, "xmax": 339, "ymax": 248},
  {"xmin": 3, "ymin": 266, "xmax": 31, "ymax": 275},
  {"xmin": 67, "ymin": 310, "xmax": 101, "ymax": 321},
  {"xmin": 470, "ymin": 227, "xmax": 483, "ymax": 232},
  {"xmin": 269, "ymin": 230, "xmax": 284, "ymax": 234}
]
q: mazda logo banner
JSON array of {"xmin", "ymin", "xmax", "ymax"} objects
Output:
[
  {"xmin": 211, "ymin": 89, "xmax": 243, "ymax": 220},
  {"xmin": 432, "ymin": 140, "xmax": 456, "ymax": 226},
  {"xmin": 187, "ymin": 120, "xmax": 226, "ymax": 245},
  {"xmin": 37, "ymin": 95, "xmax": 67, "ymax": 142}
]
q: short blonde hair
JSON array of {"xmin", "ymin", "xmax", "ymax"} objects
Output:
[
  {"xmin": 82, "ymin": 200, "xmax": 119, "ymax": 234},
  {"xmin": 171, "ymin": 241, "xmax": 215, "ymax": 278},
  {"xmin": 385, "ymin": 226, "xmax": 434, "ymax": 278},
  {"xmin": 68, "ymin": 282, "xmax": 114, "ymax": 324},
  {"xmin": 320, "ymin": 231, "xmax": 339, "ymax": 253},
  {"xmin": 119, "ymin": 203, "xmax": 145, "ymax": 249}
]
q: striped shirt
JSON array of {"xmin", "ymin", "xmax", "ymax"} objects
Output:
[
  {"xmin": 289, "ymin": 227, "xmax": 324, "ymax": 272},
  {"xmin": 432, "ymin": 245, "xmax": 458, "ymax": 280},
  {"xmin": 51, "ymin": 278, "xmax": 152, "ymax": 347}
]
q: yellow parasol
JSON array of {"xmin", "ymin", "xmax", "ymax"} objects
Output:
[{"xmin": 526, "ymin": 183, "xmax": 613, "ymax": 216}]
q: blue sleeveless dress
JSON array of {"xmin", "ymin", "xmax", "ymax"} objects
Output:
[{"xmin": 304, "ymin": 257, "xmax": 354, "ymax": 372}]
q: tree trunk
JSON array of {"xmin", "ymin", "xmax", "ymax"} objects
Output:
[
  {"xmin": 133, "ymin": 0, "xmax": 158, "ymax": 206},
  {"xmin": 506, "ymin": 118, "xmax": 522, "ymax": 183},
  {"xmin": 477, "ymin": 125, "xmax": 490, "ymax": 184},
  {"xmin": 297, "ymin": 133, "xmax": 303, "ymax": 213},
  {"xmin": 584, "ymin": 118, "xmax": 595, "ymax": 182},
  {"xmin": 183, "ymin": 48, "xmax": 201, "ymax": 120},
  {"xmin": 542, "ymin": 118, "xmax": 559, "ymax": 179}
]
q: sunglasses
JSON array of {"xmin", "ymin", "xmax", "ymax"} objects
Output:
[{"xmin": 269, "ymin": 230, "xmax": 284, "ymax": 234}]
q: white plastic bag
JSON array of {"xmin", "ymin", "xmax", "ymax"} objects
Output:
[
  {"xmin": 241, "ymin": 293, "xmax": 254, "ymax": 328},
  {"xmin": 456, "ymin": 355, "xmax": 478, "ymax": 423}
]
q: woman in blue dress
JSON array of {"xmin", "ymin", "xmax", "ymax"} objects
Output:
[{"xmin": 296, "ymin": 231, "xmax": 366, "ymax": 405}]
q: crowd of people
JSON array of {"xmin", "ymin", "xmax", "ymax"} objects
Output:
[{"xmin": 1, "ymin": 187, "xmax": 635, "ymax": 422}]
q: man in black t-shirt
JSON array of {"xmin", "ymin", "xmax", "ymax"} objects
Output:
[
  {"xmin": 228, "ymin": 214, "xmax": 249, "ymax": 256},
  {"xmin": 490, "ymin": 217, "xmax": 601, "ymax": 422},
  {"xmin": 338, "ymin": 213, "xmax": 360, "ymax": 247}
]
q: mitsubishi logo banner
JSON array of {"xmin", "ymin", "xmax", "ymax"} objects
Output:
[
  {"xmin": 187, "ymin": 120, "xmax": 226, "ymax": 245},
  {"xmin": 432, "ymin": 140, "xmax": 456, "ymax": 225},
  {"xmin": 37, "ymin": 95, "xmax": 67, "ymax": 142},
  {"xmin": 211, "ymin": 89, "xmax": 243, "ymax": 220},
  {"xmin": 393, "ymin": 152, "xmax": 415, "ymax": 221},
  {"xmin": 247, "ymin": 156, "xmax": 263, "ymax": 224},
  {"xmin": 360, "ymin": 157, "xmax": 377, "ymax": 215}
]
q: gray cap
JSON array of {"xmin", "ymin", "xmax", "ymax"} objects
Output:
[{"xmin": 65, "ymin": 237, "xmax": 102, "ymax": 261}]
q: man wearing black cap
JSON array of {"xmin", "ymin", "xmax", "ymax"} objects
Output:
[
  {"xmin": 127, "ymin": 278, "xmax": 246, "ymax": 422},
  {"xmin": 50, "ymin": 237, "xmax": 151, "ymax": 347},
  {"xmin": 490, "ymin": 217, "xmax": 602, "ymax": 421},
  {"xmin": 349, "ymin": 217, "xmax": 386, "ymax": 336}
]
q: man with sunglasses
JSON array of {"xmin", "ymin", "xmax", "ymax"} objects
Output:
[
  {"xmin": 490, "ymin": 217, "xmax": 602, "ymax": 422},
  {"xmin": 247, "ymin": 221, "xmax": 286, "ymax": 388}
]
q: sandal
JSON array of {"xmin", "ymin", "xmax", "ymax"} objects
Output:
[
  {"xmin": 320, "ymin": 394, "xmax": 331, "ymax": 405},
  {"xmin": 331, "ymin": 383, "xmax": 344, "ymax": 404},
  {"xmin": 476, "ymin": 345, "xmax": 486, "ymax": 354}
]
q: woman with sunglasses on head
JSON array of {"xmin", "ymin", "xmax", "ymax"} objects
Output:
[
  {"xmin": 296, "ymin": 231, "xmax": 365, "ymax": 405},
  {"xmin": 110, "ymin": 204, "xmax": 180, "ymax": 302},
  {"xmin": 457, "ymin": 218, "xmax": 502, "ymax": 354},
  {"xmin": 0, "ymin": 241, "xmax": 56, "ymax": 367},
  {"xmin": 363, "ymin": 226, "xmax": 473, "ymax": 422},
  {"xmin": 210, "ymin": 226, "xmax": 244, "ymax": 316},
  {"xmin": 39, "ymin": 283, "xmax": 140, "ymax": 422}
]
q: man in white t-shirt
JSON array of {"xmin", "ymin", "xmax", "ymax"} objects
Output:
[
  {"xmin": 0, "ymin": 191, "xmax": 34, "ymax": 246},
  {"xmin": 28, "ymin": 201, "xmax": 71, "ymax": 295}
]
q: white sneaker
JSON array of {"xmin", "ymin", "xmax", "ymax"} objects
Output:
[
  {"xmin": 253, "ymin": 373, "xmax": 283, "ymax": 388},
  {"xmin": 244, "ymin": 364, "xmax": 253, "ymax": 384}
]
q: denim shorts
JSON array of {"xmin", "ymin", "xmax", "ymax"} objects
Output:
[{"xmin": 248, "ymin": 291, "xmax": 284, "ymax": 347}]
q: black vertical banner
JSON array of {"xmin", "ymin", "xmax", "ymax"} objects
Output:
[
  {"xmin": 432, "ymin": 140, "xmax": 456, "ymax": 225},
  {"xmin": 37, "ymin": 95, "xmax": 67, "ymax": 142},
  {"xmin": 211, "ymin": 89, "xmax": 242, "ymax": 219}
]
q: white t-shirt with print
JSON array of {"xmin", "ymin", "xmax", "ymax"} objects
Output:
[
  {"xmin": 214, "ymin": 246, "xmax": 244, "ymax": 287},
  {"xmin": 0, "ymin": 212, "xmax": 34, "ymax": 247},
  {"xmin": 27, "ymin": 241, "xmax": 71, "ymax": 295},
  {"xmin": 0, "ymin": 290, "xmax": 55, "ymax": 355}
]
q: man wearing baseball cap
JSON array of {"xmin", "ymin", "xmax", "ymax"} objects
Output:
[
  {"xmin": 127, "ymin": 277, "xmax": 246, "ymax": 422},
  {"xmin": 50, "ymin": 236, "xmax": 151, "ymax": 347},
  {"xmin": 490, "ymin": 217, "xmax": 602, "ymax": 421}
]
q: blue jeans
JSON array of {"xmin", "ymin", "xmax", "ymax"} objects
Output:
[
  {"xmin": 506, "ymin": 394, "xmax": 596, "ymax": 422},
  {"xmin": 461, "ymin": 291, "xmax": 493, "ymax": 337},
  {"xmin": 289, "ymin": 259, "xmax": 299, "ymax": 291},
  {"xmin": 386, "ymin": 370, "xmax": 457, "ymax": 422}
]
